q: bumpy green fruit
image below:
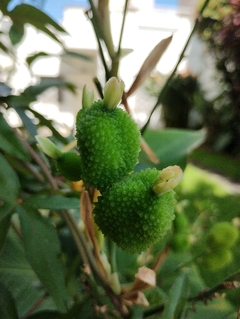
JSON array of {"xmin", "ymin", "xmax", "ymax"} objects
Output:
[
  {"xmin": 206, "ymin": 222, "xmax": 239, "ymax": 252},
  {"xmin": 56, "ymin": 152, "xmax": 82, "ymax": 181},
  {"xmin": 202, "ymin": 250, "xmax": 232, "ymax": 271},
  {"xmin": 93, "ymin": 168, "xmax": 176, "ymax": 253},
  {"xmin": 76, "ymin": 100, "xmax": 141, "ymax": 190}
]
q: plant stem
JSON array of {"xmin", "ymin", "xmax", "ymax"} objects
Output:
[
  {"xmin": 141, "ymin": 0, "xmax": 211, "ymax": 135},
  {"xmin": 117, "ymin": 0, "xmax": 129, "ymax": 56}
]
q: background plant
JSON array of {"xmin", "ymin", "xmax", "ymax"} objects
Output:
[{"xmin": 0, "ymin": 0, "xmax": 240, "ymax": 318}]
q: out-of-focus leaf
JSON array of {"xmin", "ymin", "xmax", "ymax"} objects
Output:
[
  {"xmin": 9, "ymin": 22, "xmax": 24, "ymax": 45},
  {"xmin": 0, "ymin": 0, "xmax": 10, "ymax": 14},
  {"xmin": 23, "ymin": 79, "xmax": 76, "ymax": 96},
  {"xmin": 0, "ymin": 113, "xmax": 30, "ymax": 160},
  {"xmin": 162, "ymin": 273, "xmax": 189, "ymax": 319},
  {"xmin": 28, "ymin": 311, "xmax": 62, "ymax": 319},
  {"xmin": 62, "ymin": 50, "xmax": 92, "ymax": 61},
  {"xmin": 137, "ymin": 129, "xmax": 206, "ymax": 171},
  {"xmin": 18, "ymin": 206, "xmax": 68, "ymax": 312},
  {"xmin": 126, "ymin": 36, "xmax": 172, "ymax": 97},
  {"xmin": 0, "ymin": 94, "xmax": 36, "ymax": 106},
  {"xmin": 0, "ymin": 42, "xmax": 13, "ymax": 56},
  {"xmin": 0, "ymin": 281, "xmax": 19, "ymax": 319},
  {"xmin": 30, "ymin": 109, "xmax": 68, "ymax": 144},
  {"xmin": 0, "ymin": 229, "xmax": 50, "ymax": 318},
  {"xmin": 8, "ymin": 4, "xmax": 66, "ymax": 44},
  {"xmin": 13, "ymin": 106, "xmax": 38, "ymax": 140},
  {"xmin": 0, "ymin": 213, "xmax": 12, "ymax": 254},
  {"xmin": 24, "ymin": 195, "xmax": 80, "ymax": 210},
  {"xmin": 0, "ymin": 83, "xmax": 12, "ymax": 97},
  {"xmin": 26, "ymin": 51, "xmax": 50, "ymax": 66},
  {"xmin": 0, "ymin": 153, "xmax": 20, "ymax": 221}
]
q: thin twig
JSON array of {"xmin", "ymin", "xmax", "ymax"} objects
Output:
[
  {"xmin": 117, "ymin": 0, "xmax": 129, "ymax": 55},
  {"xmin": 143, "ymin": 269, "xmax": 240, "ymax": 318},
  {"xmin": 141, "ymin": 0, "xmax": 211, "ymax": 135}
]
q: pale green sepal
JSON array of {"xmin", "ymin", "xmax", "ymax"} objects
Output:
[
  {"xmin": 82, "ymin": 85, "xmax": 94, "ymax": 108},
  {"xmin": 153, "ymin": 165, "xmax": 183, "ymax": 196},
  {"xmin": 103, "ymin": 77, "xmax": 125, "ymax": 110},
  {"xmin": 36, "ymin": 135, "xmax": 62, "ymax": 160}
]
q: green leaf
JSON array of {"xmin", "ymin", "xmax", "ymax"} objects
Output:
[
  {"xmin": 138, "ymin": 129, "xmax": 206, "ymax": 171},
  {"xmin": 162, "ymin": 273, "xmax": 189, "ymax": 319},
  {"xmin": 9, "ymin": 22, "xmax": 24, "ymax": 45},
  {"xmin": 8, "ymin": 4, "xmax": 66, "ymax": 44},
  {"xmin": 0, "ymin": 42, "xmax": 14, "ymax": 56},
  {"xmin": 0, "ymin": 281, "xmax": 19, "ymax": 319},
  {"xmin": 13, "ymin": 106, "xmax": 38, "ymax": 141},
  {"xmin": 28, "ymin": 311, "xmax": 62, "ymax": 319},
  {"xmin": 0, "ymin": 0, "xmax": 10, "ymax": 15},
  {"xmin": 0, "ymin": 153, "xmax": 20, "ymax": 221},
  {"xmin": 23, "ymin": 79, "xmax": 76, "ymax": 96},
  {"xmin": 26, "ymin": 51, "xmax": 50, "ymax": 66},
  {"xmin": 29, "ymin": 108, "xmax": 68, "ymax": 144},
  {"xmin": 0, "ymin": 229, "xmax": 48, "ymax": 318},
  {"xmin": 24, "ymin": 195, "xmax": 80, "ymax": 210},
  {"xmin": 0, "ymin": 213, "xmax": 12, "ymax": 254},
  {"xmin": 0, "ymin": 113, "xmax": 30, "ymax": 160},
  {"xmin": 18, "ymin": 206, "xmax": 68, "ymax": 312}
]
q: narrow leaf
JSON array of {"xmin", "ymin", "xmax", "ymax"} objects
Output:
[
  {"xmin": 0, "ymin": 153, "xmax": 20, "ymax": 220},
  {"xmin": 137, "ymin": 128, "xmax": 206, "ymax": 171},
  {"xmin": 9, "ymin": 22, "xmax": 24, "ymax": 45},
  {"xmin": 26, "ymin": 51, "xmax": 50, "ymax": 66},
  {"xmin": 24, "ymin": 195, "xmax": 80, "ymax": 210},
  {"xmin": 0, "ymin": 213, "xmax": 12, "ymax": 254},
  {"xmin": 126, "ymin": 36, "xmax": 172, "ymax": 97},
  {"xmin": 0, "ymin": 113, "xmax": 30, "ymax": 160},
  {"xmin": 9, "ymin": 4, "xmax": 66, "ymax": 44},
  {"xmin": 162, "ymin": 273, "xmax": 189, "ymax": 319},
  {"xmin": 13, "ymin": 106, "xmax": 38, "ymax": 141},
  {"xmin": 0, "ymin": 0, "xmax": 10, "ymax": 14},
  {"xmin": 18, "ymin": 206, "xmax": 68, "ymax": 312},
  {"xmin": 0, "ymin": 281, "xmax": 19, "ymax": 319},
  {"xmin": 0, "ymin": 42, "xmax": 13, "ymax": 56}
]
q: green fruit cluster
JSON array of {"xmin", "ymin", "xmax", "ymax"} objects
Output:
[
  {"xmin": 76, "ymin": 99, "xmax": 141, "ymax": 191},
  {"xmin": 202, "ymin": 222, "xmax": 238, "ymax": 271},
  {"xmin": 93, "ymin": 168, "xmax": 176, "ymax": 253}
]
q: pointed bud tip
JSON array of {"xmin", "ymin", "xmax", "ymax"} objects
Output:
[
  {"xmin": 103, "ymin": 77, "xmax": 125, "ymax": 110},
  {"xmin": 82, "ymin": 85, "xmax": 94, "ymax": 108},
  {"xmin": 153, "ymin": 165, "xmax": 183, "ymax": 196}
]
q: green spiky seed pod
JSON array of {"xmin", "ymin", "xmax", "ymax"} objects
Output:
[
  {"xmin": 206, "ymin": 222, "xmax": 239, "ymax": 252},
  {"xmin": 56, "ymin": 152, "xmax": 82, "ymax": 181},
  {"xmin": 202, "ymin": 250, "xmax": 232, "ymax": 271},
  {"xmin": 170, "ymin": 233, "xmax": 190, "ymax": 253},
  {"xmin": 76, "ymin": 99, "xmax": 141, "ymax": 191},
  {"xmin": 93, "ymin": 168, "xmax": 176, "ymax": 254}
]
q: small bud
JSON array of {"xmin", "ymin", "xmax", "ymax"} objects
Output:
[
  {"xmin": 103, "ymin": 77, "xmax": 125, "ymax": 110},
  {"xmin": 35, "ymin": 136, "xmax": 62, "ymax": 160},
  {"xmin": 153, "ymin": 165, "xmax": 183, "ymax": 196},
  {"xmin": 82, "ymin": 85, "xmax": 94, "ymax": 109}
]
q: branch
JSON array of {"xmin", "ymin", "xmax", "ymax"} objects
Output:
[
  {"xmin": 143, "ymin": 269, "xmax": 240, "ymax": 318},
  {"xmin": 141, "ymin": 0, "xmax": 211, "ymax": 135}
]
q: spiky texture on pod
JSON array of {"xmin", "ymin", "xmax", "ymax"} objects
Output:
[
  {"xmin": 93, "ymin": 168, "xmax": 176, "ymax": 254},
  {"xmin": 76, "ymin": 100, "xmax": 141, "ymax": 191},
  {"xmin": 56, "ymin": 152, "xmax": 82, "ymax": 181},
  {"xmin": 206, "ymin": 222, "xmax": 239, "ymax": 252}
]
